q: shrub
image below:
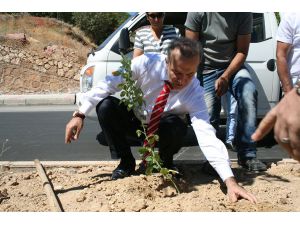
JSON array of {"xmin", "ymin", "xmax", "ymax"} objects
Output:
[{"xmin": 72, "ymin": 12, "xmax": 129, "ymax": 45}]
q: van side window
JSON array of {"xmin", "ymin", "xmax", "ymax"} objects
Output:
[{"xmin": 251, "ymin": 13, "xmax": 266, "ymax": 43}]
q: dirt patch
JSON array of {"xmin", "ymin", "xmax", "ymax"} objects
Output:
[{"xmin": 1, "ymin": 161, "xmax": 300, "ymax": 212}]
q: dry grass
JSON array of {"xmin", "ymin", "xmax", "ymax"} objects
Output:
[{"xmin": 0, "ymin": 13, "xmax": 96, "ymax": 59}]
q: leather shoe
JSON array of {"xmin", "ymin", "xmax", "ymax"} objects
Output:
[
  {"xmin": 238, "ymin": 158, "xmax": 267, "ymax": 172},
  {"xmin": 136, "ymin": 162, "xmax": 147, "ymax": 174},
  {"xmin": 111, "ymin": 166, "xmax": 135, "ymax": 180}
]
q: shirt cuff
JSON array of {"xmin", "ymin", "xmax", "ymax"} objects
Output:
[
  {"xmin": 213, "ymin": 163, "xmax": 234, "ymax": 182},
  {"xmin": 79, "ymin": 101, "xmax": 94, "ymax": 115}
]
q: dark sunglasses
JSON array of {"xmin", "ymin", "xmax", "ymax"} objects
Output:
[{"xmin": 147, "ymin": 13, "xmax": 165, "ymax": 19}]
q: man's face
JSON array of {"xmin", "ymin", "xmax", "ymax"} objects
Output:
[
  {"xmin": 167, "ymin": 49, "xmax": 199, "ymax": 90},
  {"xmin": 147, "ymin": 12, "xmax": 165, "ymax": 28}
]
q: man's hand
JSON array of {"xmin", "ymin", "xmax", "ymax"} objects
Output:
[
  {"xmin": 252, "ymin": 88, "xmax": 300, "ymax": 161},
  {"xmin": 65, "ymin": 117, "xmax": 84, "ymax": 144},
  {"xmin": 225, "ymin": 177, "xmax": 257, "ymax": 203},
  {"xmin": 215, "ymin": 76, "xmax": 229, "ymax": 97}
]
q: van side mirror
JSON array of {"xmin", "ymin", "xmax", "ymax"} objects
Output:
[{"xmin": 119, "ymin": 28, "xmax": 131, "ymax": 54}]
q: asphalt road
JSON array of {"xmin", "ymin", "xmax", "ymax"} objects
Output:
[{"xmin": 0, "ymin": 105, "xmax": 289, "ymax": 162}]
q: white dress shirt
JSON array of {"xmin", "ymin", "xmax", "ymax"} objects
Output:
[{"xmin": 79, "ymin": 53, "xmax": 233, "ymax": 181}]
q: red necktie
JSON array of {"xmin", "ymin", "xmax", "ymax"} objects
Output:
[{"xmin": 142, "ymin": 81, "xmax": 173, "ymax": 162}]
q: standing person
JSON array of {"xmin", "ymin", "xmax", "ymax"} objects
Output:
[
  {"xmin": 65, "ymin": 38, "xmax": 257, "ymax": 203},
  {"xmin": 133, "ymin": 12, "xmax": 180, "ymax": 58},
  {"xmin": 276, "ymin": 13, "xmax": 300, "ymax": 93},
  {"xmin": 185, "ymin": 12, "xmax": 267, "ymax": 172}
]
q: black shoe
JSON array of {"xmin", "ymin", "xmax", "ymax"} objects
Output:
[
  {"xmin": 225, "ymin": 142, "xmax": 237, "ymax": 152},
  {"xmin": 238, "ymin": 158, "xmax": 267, "ymax": 172},
  {"xmin": 111, "ymin": 164, "xmax": 135, "ymax": 180},
  {"xmin": 136, "ymin": 162, "xmax": 147, "ymax": 174}
]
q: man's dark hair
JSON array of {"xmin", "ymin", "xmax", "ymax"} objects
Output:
[{"xmin": 167, "ymin": 37, "xmax": 201, "ymax": 60}]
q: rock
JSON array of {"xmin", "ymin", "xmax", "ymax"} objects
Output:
[
  {"xmin": 0, "ymin": 166, "xmax": 10, "ymax": 172},
  {"xmin": 57, "ymin": 68, "xmax": 64, "ymax": 77},
  {"xmin": 54, "ymin": 185, "xmax": 63, "ymax": 190},
  {"xmin": 78, "ymin": 167, "xmax": 93, "ymax": 174},
  {"xmin": 76, "ymin": 195, "xmax": 86, "ymax": 202},
  {"xmin": 9, "ymin": 180, "xmax": 19, "ymax": 186},
  {"xmin": 23, "ymin": 174, "xmax": 31, "ymax": 180},
  {"xmin": 0, "ymin": 189, "xmax": 8, "ymax": 197},
  {"xmin": 57, "ymin": 61, "xmax": 63, "ymax": 69},
  {"xmin": 46, "ymin": 171, "xmax": 52, "ymax": 176},
  {"xmin": 44, "ymin": 63, "xmax": 51, "ymax": 69},
  {"xmin": 279, "ymin": 198, "xmax": 288, "ymax": 204}
]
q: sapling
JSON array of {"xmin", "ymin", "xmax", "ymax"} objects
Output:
[{"xmin": 115, "ymin": 54, "xmax": 180, "ymax": 193}]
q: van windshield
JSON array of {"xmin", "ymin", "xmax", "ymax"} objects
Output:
[{"xmin": 96, "ymin": 13, "xmax": 137, "ymax": 52}]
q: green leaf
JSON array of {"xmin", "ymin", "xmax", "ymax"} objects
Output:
[
  {"xmin": 138, "ymin": 147, "xmax": 148, "ymax": 154},
  {"xmin": 168, "ymin": 169, "xmax": 179, "ymax": 175},
  {"xmin": 153, "ymin": 164, "xmax": 160, "ymax": 170},
  {"xmin": 136, "ymin": 130, "xmax": 142, "ymax": 137},
  {"xmin": 160, "ymin": 167, "xmax": 169, "ymax": 176},
  {"xmin": 146, "ymin": 166, "xmax": 153, "ymax": 176},
  {"xmin": 145, "ymin": 156, "xmax": 153, "ymax": 162},
  {"xmin": 120, "ymin": 91, "xmax": 126, "ymax": 97}
]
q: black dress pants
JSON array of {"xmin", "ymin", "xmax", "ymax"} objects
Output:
[{"xmin": 96, "ymin": 96, "xmax": 187, "ymax": 167}]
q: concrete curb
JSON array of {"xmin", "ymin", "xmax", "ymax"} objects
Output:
[
  {"xmin": 0, "ymin": 94, "xmax": 76, "ymax": 105},
  {"xmin": 0, "ymin": 159, "xmax": 297, "ymax": 168}
]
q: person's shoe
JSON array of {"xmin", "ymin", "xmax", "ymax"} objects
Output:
[
  {"xmin": 111, "ymin": 164, "xmax": 135, "ymax": 180},
  {"xmin": 238, "ymin": 158, "xmax": 267, "ymax": 172},
  {"xmin": 225, "ymin": 142, "xmax": 237, "ymax": 152},
  {"xmin": 136, "ymin": 162, "xmax": 147, "ymax": 174}
]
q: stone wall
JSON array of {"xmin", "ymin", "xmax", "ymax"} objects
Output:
[{"xmin": 0, "ymin": 43, "xmax": 85, "ymax": 94}]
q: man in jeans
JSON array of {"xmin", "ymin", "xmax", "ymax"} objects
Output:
[{"xmin": 185, "ymin": 12, "xmax": 267, "ymax": 171}]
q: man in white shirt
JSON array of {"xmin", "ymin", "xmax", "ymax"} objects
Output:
[
  {"xmin": 276, "ymin": 13, "xmax": 300, "ymax": 93},
  {"xmin": 65, "ymin": 37, "xmax": 256, "ymax": 203}
]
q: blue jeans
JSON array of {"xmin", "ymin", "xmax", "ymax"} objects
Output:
[
  {"xmin": 200, "ymin": 67, "xmax": 257, "ymax": 160},
  {"xmin": 222, "ymin": 91, "xmax": 237, "ymax": 144}
]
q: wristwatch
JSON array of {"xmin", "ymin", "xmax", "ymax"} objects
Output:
[
  {"xmin": 295, "ymin": 82, "xmax": 300, "ymax": 96},
  {"xmin": 72, "ymin": 110, "xmax": 85, "ymax": 120}
]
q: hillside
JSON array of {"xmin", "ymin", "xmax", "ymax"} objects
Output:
[{"xmin": 0, "ymin": 14, "xmax": 95, "ymax": 95}]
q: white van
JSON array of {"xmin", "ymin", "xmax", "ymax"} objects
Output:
[{"xmin": 77, "ymin": 12, "xmax": 280, "ymax": 121}]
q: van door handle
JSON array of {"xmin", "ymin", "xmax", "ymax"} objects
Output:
[{"xmin": 267, "ymin": 59, "xmax": 276, "ymax": 71}]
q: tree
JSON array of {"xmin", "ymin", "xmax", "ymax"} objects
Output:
[
  {"xmin": 29, "ymin": 12, "xmax": 74, "ymax": 24},
  {"xmin": 72, "ymin": 12, "xmax": 129, "ymax": 45}
]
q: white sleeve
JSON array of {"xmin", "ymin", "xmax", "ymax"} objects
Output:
[
  {"xmin": 190, "ymin": 117, "xmax": 234, "ymax": 182},
  {"xmin": 79, "ymin": 56, "xmax": 145, "ymax": 115},
  {"xmin": 79, "ymin": 75, "xmax": 123, "ymax": 115},
  {"xmin": 277, "ymin": 14, "xmax": 293, "ymax": 44}
]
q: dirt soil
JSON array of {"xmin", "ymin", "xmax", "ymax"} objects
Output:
[{"xmin": 1, "ymin": 161, "xmax": 300, "ymax": 212}]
